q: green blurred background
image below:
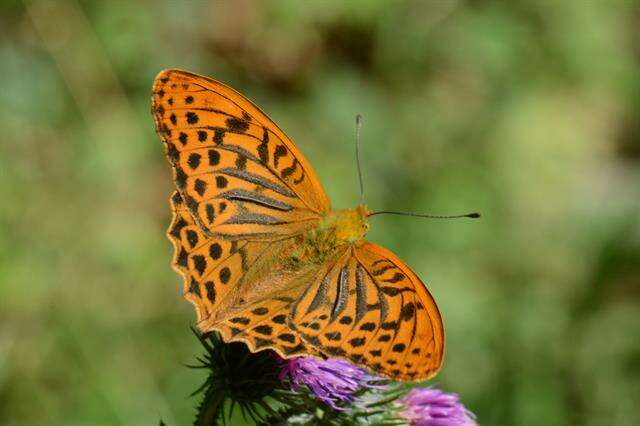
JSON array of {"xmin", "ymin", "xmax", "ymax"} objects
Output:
[{"xmin": 1, "ymin": 1, "xmax": 639, "ymax": 425}]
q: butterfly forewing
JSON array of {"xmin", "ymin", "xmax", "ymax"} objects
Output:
[{"xmin": 153, "ymin": 69, "xmax": 330, "ymax": 240}]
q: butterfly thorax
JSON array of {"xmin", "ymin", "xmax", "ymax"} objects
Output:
[
  {"xmin": 319, "ymin": 205, "xmax": 370, "ymax": 244},
  {"xmin": 284, "ymin": 205, "xmax": 369, "ymax": 269}
]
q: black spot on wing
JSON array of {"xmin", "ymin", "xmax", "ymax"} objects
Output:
[
  {"xmin": 205, "ymin": 204, "xmax": 215, "ymax": 224},
  {"xmin": 325, "ymin": 331, "xmax": 341, "ymax": 341},
  {"xmin": 209, "ymin": 243, "xmax": 222, "ymax": 260},
  {"xmin": 273, "ymin": 145, "xmax": 287, "ymax": 168},
  {"xmin": 216, "ymin": 176, "xmax": 228, "ymax": 189},
  {"xmin": 381, "ymin": 320, "xmax": 398, "ymax": 331},
  {"xmin": 194, "ymin": 179, "xmax": 207, "ymax": 197},
  {"xmin": 400, "ymin": 302, "xmax": 415, "ymax": 321},
  {"xmin": 252, "ymin": 307, "xmax": 269, "ymax": 315},
  {"xmin": 339, "ymin": 316, "xmax": 353, "ymax": 325},
  {"xmin": 219, "ymin": 267, "xmax": 231, "ymax": 284},
  {"xmin": 272, "ymin": 314, "xmax": 286, "ymax": 324},
  {"xmin": 188, "ymin": 279, "xmax": 200, "ymax": 297},
  {"xmin": 278, "ymin": 333, "xmax": 296, "ymax": 343},
  {"xmin": 349, "ymin": 337, "xmax": 366, "ymax": 347},
  {"xmin": 186, "ymin": 111, "xmax": 199, "ymax": 124},
  {"xmin": 208, "ymin": 149, "xmax": 220, "ymax": 166},
  {"xmin": 213, "ymin": 129, "xmax": 225, "ymax": 145},
  {"xmin": 185, "ymin": 230, "xmax": 199, "ymax": 248},
  {"xmin": 360, "ymin": 322, "xmax": 376, "ymax": 331},
  {"xmin": 192, "ymin": 255, "xmax": 207, "ymax": 276},
  {"xmin": 226, "ymin": 116, "xmax": 250, "ymax": 132},
  {"xmin": 177, "ymin": 248, "xmax": 188, "ymax": 267},
  {"xmin": 258, "ymin": 127, "xmax": 269, "ymax": 165},
  {"xmin": 392, "ymin": 343, "xmax": 406, "ymax": 353},
  {"xmin": 253, "ymin": 325, "xmax": 272, "ymax": 336},
  {"xmin": 178, "ymin": 132, "xmax": 188, "ymax": 145}
]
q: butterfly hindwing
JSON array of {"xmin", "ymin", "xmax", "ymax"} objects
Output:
[
  {"xmin": 290, "ymin": 241, "xmax": 444, "ymax": 381},
  {"xmin": 153, "ymin": 69, "xmax": 330, "ymax": 240},
  {"xmin": 170, "ymin": 191, "xmax": 323, "ymax": 357},
  {"xmin": 212, "ymin": 295, "xmax": 323, "ymax": 358}
]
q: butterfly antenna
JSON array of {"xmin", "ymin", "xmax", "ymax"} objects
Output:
[
  {"xmin": 369, "ymin": 211, "xmax": 481, "ymax": 219},
  {"xmin": 355, "ymin": 114, "xmax": 365, "ymax": 204}
]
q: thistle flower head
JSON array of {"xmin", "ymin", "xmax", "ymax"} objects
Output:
[
  {"xmin": 400, "ymin": 387, "xmax": 477, "ymax": 426},
  {"xmin": 279, "ymin": 356, "xmax": 385, "ymax": 411}
]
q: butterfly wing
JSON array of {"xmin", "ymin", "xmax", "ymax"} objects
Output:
[
  {"xmin": 169, "ymin": 191, "xmax": 274, "ymax": 319},
  {"xmin": 290, "ymin": 241, "xmax": 444, "ymax": 381},
  {"xmin": 153, "ymin": 69, "xmax": 331, "ymax": 240},
  {"xmin": 169, "ymin": 190, "xmax": 323, "ymax": 357},
  {"xmin": 155, "ymin": 70, "xmax": 334, "ymax": 357}
]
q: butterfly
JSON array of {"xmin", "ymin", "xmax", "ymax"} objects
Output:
[{"xmin": 151, "ymin": 69, "xmax": 445, "ymax": 381}]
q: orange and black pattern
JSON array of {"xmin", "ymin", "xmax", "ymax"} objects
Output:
[{"xmin": 152, "ymin": 69, "xmax": 445, "ymax": 381}]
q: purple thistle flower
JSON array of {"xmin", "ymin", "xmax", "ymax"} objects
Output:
[
  {"xmin": 400, "ymin": 387, "xmax": 477, "ymax": 426},
  {"xmin": 278, "ymin": 356, "xmax": 384, "ymax": 411}
]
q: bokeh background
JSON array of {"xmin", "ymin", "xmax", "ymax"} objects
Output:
[{"xmin": 2, "ymin": 1, "xmax": 639, "ymax": 425}]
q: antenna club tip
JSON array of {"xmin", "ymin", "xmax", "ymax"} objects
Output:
[
  {"xmin": 468, "ymin": 212, "xmax": 481, "ymax": 218},
  {"xmin": 356, "ymin": 114, "xmax": 363, "ymax": 123}
]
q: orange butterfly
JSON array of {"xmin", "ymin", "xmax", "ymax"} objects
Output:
[{"xmin": 151, "ymin": 69, "xmax": 462, "ymax": 381}]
